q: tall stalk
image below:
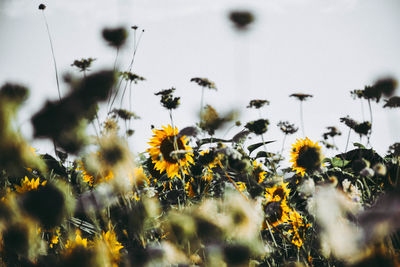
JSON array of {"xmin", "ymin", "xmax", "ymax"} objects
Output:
[{"xmin": 40, "ymin": 9, "xmax": 61, "ymax": 100}]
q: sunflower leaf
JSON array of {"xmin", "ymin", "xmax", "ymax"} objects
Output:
[
  {"xmin": 247, "ymin": 141, "xmax": 275, "ymax": 155},
  {"xmin": 331, "ymin": 157, "xmax": 350, "ymax": 168},
  {"xmin": 353, "ymin": 142, "xmax": 366, "ymax": 149}
]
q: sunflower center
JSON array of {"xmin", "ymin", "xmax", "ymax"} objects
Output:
[
  {"xmin": 264, "ymin": 201, "xmax": 283, "ymax": 223},
  {"xmin": 296, "ymin": 146, "xmax": 321, "ymax": 171},
  {"xmin": 160, "ymin": 136, "xmax": 185, "ymax": 163}
]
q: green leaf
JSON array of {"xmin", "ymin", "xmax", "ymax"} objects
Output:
[
  {"xmin": 331, "ymin": 157, "xmax": 350, "ymax": 168},
  {"xmin": 353, "ymin": 142, "xmax": 365, "ymax": 149},
  {"xmin": 247, "ymin": 140, "xmax": 275, "ymax": 155}
]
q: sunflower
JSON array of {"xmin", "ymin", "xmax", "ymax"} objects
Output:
[
  {"xmin": 289, "ymin": 137, "xmax": 323, "ymax": 176},
  {"xmin": 264, "ymin": 181, "xmax": 290, "ymax": 202},
  {"xmin": 253, "ymin": 160, "xmax": 267, "ymax": 183},
  {"xmin": 15, "ymin": 176, "xmax": 47, "ymax": 193},
  {"xmin": 147, "ymin": 125, "xmax": 194, "ymax": 179},
  {"xmin": 199, "ymin": 150, "xmax": 218, "ymax": 181}
]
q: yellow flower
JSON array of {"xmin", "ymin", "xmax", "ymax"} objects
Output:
[
  {"xmin": 199, "ymin": 150, "xmax": 218, "ymax": 181},
  {"xmin": 50, "ymin": 229, "xmax": 61, "ymax": 248},
  {"xmin": 132, "ymin": 166, "xmax": 150, "ymax": 186},
  {"xmin": 264, "ymin": 181, "xmax": 290, "ymax": 202},
  {"xmin": 76, "ymin": 160, "xmax": 114, "ymax": 186},
  {"xmin": 253, "ymin": 160, "xmax": 267, "ymax": 183},
  {"xmin": 15, "ymin": 176, "xmax": 47, "ymax": 193},
  {"xmin": 289, "ymin": 137, "xmax": 323, "ymax": 176},
  {"xmin": 101, "ymin": 230, "xmax": 124, "ymax": 263},
  {"xmin": 65, "ymin": 229, "xmax": 88, "ymax": 249},
  {"xmin": 236, "ymin": 182, "xmax": 247, "ymax": 192},
  {"xmin": 147, "ymin": 125, "xmax": 194, "ymax": 179},
  {"xmin": 185, "ymin": 179, "xmax": 196, "ymax": 198}
]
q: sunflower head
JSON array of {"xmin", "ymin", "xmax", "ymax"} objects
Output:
[
  {"xmin": 290, "ymin": 137, "xmax": 323, "ymax": 176},
  {"xmin": 147, "ymin": 125, "xmax": 194, "ymax": 179}
]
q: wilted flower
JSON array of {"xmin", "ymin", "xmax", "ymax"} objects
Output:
[
  {"xmin": 190, "ymin": 77, "xmax": 216, "ymax": 90},
  {"xmin": 110, "ymin": 108, "xmax": 140, "ymax": 120},
  {"xmin": 383, "ymin": 96, "xmax": 400, "ymax": 108},
  {"xmin": 244, "ymin": 119, "xmax": 269, "ymax": 135},
  {"xmin": 155, "ymin": 87, "xmax": 180, "ymax": 110},
  {"xmin": 247, "ymin": 99, "xmax": 269, "ymax": 109},
  {"xmin": 71, "ymin": 58, "xmax": 96, "ymax": 73},
  {"xmin": 119, "ymin": 72, "xmax": 145, "ymax": 83},
  {"xmin": 340, "ymin": 116, "xmax": 371, "ymax": 136},
  {"xmin": 277, "ymin": 121, "xmax": 298, "ymax": 135},
  {"xmin": 290, "ymin": 93, "xmax": 313, "ymax": 101},
  {"xmin": 229, "ymin": 10, "xmax": 255, "ymax": 30},
  {"xmin": 323, "ymin": 126, "xmax": 341, "ymax": 140},
  {"xmin": 373, "ymin": 77, "xmax": 397, "ymax": 98},
  {"xmin": 350, "ymin": 89, "xmax": 365, "ymax": 99},
  {"xmin": 388, "ymin": 143, "xmax": 400, "ymax": 156},
  {"xmin": 102, "ymin": 27, "xmax": 128, "ymax": 48}
]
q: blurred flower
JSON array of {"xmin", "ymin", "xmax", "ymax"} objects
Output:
[
  {"xmin": 383, "ymin": 96, "xmax": 400, "ymax": 108},
  {"xmin": 307, "ymin": 186, "xmax": 363, "ymax": 262},
  {"xmin": 147, "ymin": 125, "xmax": 194, "ymax": 179},
  {"xmin": 199, "ymin": 150, "xmax": 218, "ymax": 181},
  {"xmin": 245, "ymin": 119, "xmax": 269, "ymax": 135},
  {"xmin": 229, "ymin": 10, "xmax": 255, "ymax": 30},
  {"xmin": 290, "ymin": 137, "xmax": 323, "ymax": 176},
  {"xmin": 76, "ymin": 160, "xmax": 114, "ymax": 187},
  {"xmin": 340, "ymin": 116, "xmax": 371, "ymax": 136},
  {"xmin": 373, "ymin": 163, "xmax": 387, "ymax": 177},
  {"xmin": 264, "ymin": 181, "xmax": 290, "ymax": 203},
  {"xmin": 322, "ymin": 126, "xmax": 341, "ymax": 140},
  {"xmin": 290, "ymin": 93, "xmax": 313, "ymax": 101},
  {"xmin": 277, "ymin": 121, "xmax": 298, "ymax": 135},
  {"xmin": 71, "ymin": 58, "xmax": 96, "ymax": 73},
  {"xmin": 247, "ymin": 99, "xmax": 269, "ymax": 109},
  {"xmin": 350, "ymin": 89, "xmax": 364, "ymax": 99},
  {"xmin": 102, "ymin": 27, "xmax": 128, "ymax": 48},
  {"xmin": 155, "ymin": 87, "xmax": 180, "ymax": 110},
  {"xmin": 65, "ymin": 229, "xmax": 88, "ymax": 250},
  {"xmin": 110, "ymin": 108, "xmax": 140, "ymax": 120},
  {"xmin": 253, "ymin": 160, "xmax": 267, "ymax": 183},
  {"xmin": 15, "ymin": 176, "xmax": 47, "ymax": 193},
  {"xmin": 190, "ymin": 77, "xmax": 216, "ymax": 90},
  {"xmin": 388, "ymin": 142, "xmax": 400, "ymax": 156},
  {"xmin": 99, "ymin": 229, "xmax": 124, "ymax": 264},
  {"xmin": 373, "ymin": 77, "xmax": 397, "ymax": 98},
  {"xmin": 119, "ymin": 72, "xmax": 145, "ymax": 83}
]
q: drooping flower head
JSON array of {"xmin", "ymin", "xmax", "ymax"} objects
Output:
[
  {"xmin": 290, "ymin": 137, "xmax": 323, "ymax": 176},
  {"xmin": 147, "ymin": 125, "xmax": 194, "ymax": 179}
]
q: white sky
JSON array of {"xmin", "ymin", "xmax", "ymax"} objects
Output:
[{"xmin": 0, "ymin": 0, "xmax": 399, "ymax": 160}]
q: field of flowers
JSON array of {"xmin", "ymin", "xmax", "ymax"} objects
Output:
[{"xmin": 0, "ymin": 4, "xmax": 400, "ymax": 267}]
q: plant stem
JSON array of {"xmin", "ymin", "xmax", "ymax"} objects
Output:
[
  {"xmin": 41, "ymin": 11, "xmax": 61, "ymax": 100},
  {"xmin": 199, "ymin": 86, "xmax": 205, "ymax": 123},
  {"xmin": 345, "ymin": 128, "xmax": 351, "ymax": 153},
  {"xmin": 280, "ymin": 134, "xmax": 287, "ymax": 159},
  {"xmin": 300, "ymin": 101, "xmax": 305, "ymax": 137},
  {"xmin": 113, "ymin": 48, "xmax": 119, "ymax": 71},
  {"xmin": 367, "ymin": 99, "xmax": 373, "ymax": 146}
]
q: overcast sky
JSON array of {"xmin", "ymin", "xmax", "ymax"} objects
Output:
[{"xmin": 0, "ymin": 0, "xmax": 399, "ymax": 159}]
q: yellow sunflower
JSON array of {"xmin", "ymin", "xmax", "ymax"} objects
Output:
[
  {"xmin": 199, "ymin": 150, "xmax": 218, "ymax": 181},
  {"xmin": 147, "ymin": 125, "xmax": 194, "ymax": 179},
  {"xmin": 289, "ymin": 137, "xmax": 323, "ymax": 176},
  {"xmin": 264, "ymin": 181, "xmax": 290, "ymax": 202},
  {"xmin": 15, "ymin": 176, "xmax": 47, "ymax": 193},
  {"xmin": 253, "ymin": 160, "xmax": 267, "ymax": 183}
]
